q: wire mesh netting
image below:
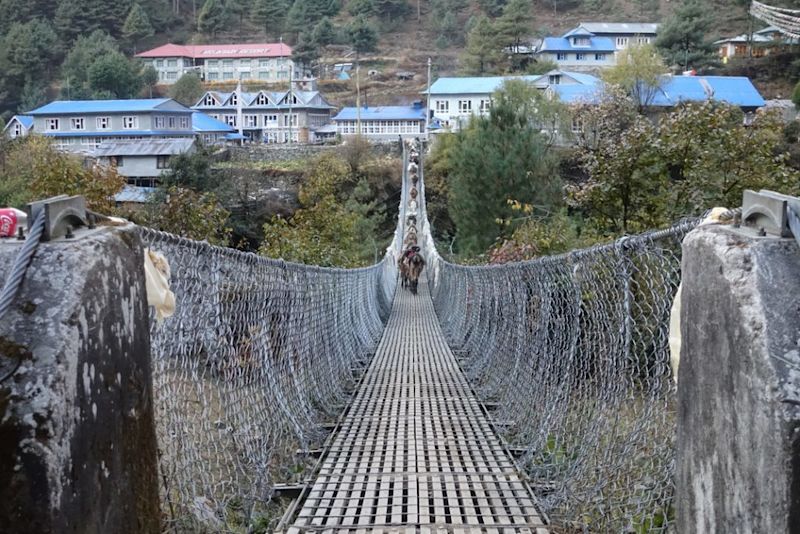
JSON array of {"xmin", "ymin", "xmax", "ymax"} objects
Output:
[
  {"xmin": 138, "ymin": 228, "xmax": 396, "ymax": 532},
  {"xmin": 427, "ymin": 222, "xmax": 699, "ymax": 533}
]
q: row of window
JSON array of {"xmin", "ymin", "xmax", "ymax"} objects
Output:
[
  {"xmin": 153, "ymin": 115, "xmax": 191, "ymax": 130},
  {"xmin": 616, "ymin": 36, "xmax": 651, "ymax": 47},
  {"xmin": 556, "ymin": 52, "xmax": 608, "ymax": 61},
  {"xmin": 52, "ymin": 135, "xmax": 189, "ymax": 150},
  {"xmin": 110, "ymin": 155, "xmax": 171, "ymax": 169},
  {"xmin": 205, "ymin": 70, "xmax": 290, "ymax": 81},
  {"xmin": 201, "ymin": 92, "xmax": 299, "ymax": 107},
  {"xmin": 205, "ymin": 58, "xmax": 288, "ymax": 68},
  {"xmin": 435, "ymin": 100, "xmax": 491, "ymax": 114},
  {"xmin": 46, "ymin": 116, "xmax": 140, "ymax": 131},
  {"xmin": 337, "ymin": 120, "xmax": 422, "ymax": 134},
  {"xmin": 212, "ymin": 114, "xmax": 298, "ymax": 128}
]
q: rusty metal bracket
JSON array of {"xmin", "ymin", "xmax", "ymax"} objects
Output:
[{"xmin": 25, "ymin": 195, "xmax": 88, "ymax": 242}]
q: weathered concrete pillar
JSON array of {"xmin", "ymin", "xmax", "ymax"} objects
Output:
[
  {"xmin": 0, "ymin": 225, "xmax": 160, "ymax": 533},
  {"xmin": 676, "ymin": 224, "xmax": 800, "ymax": 534}
]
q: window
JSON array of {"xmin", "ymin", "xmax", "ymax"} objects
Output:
[
  {"xmin": 180, "ymin": 117, "xmax": 190, "ymax": 129},
  {"xmin": 223, "ymin": 71, "xmax": 234, "ymax": 80},
  {"xmin": 229, "ymin": 93, "xmax": 238, "ymax": 106},
  {"xmin": 595, "ymin": 53, "xmax": 606, "ymax": 61},
  {"xmin": 223, "ymin": 59, "xmax": 234, "ymax": 67},
  {"xmin": 576, "ymin": 53, "xmax": 586, "ymax": 61},
  {"xmin": 154, "ymin": 116, "xmax": 166, "ymax": 128},
  {"xmin": 207, "ymin": 60, "xmax": 218, "ymax": 68},
  {"xmin": 207, "ymin": 72, "xmax": 219, "ymax": 81},
  {"xmin": 111, "ymin": 156, "xmax": 124, "ymax": 167},
  {"xmin": 70, "ymin": 117, "xmax": 85, "ymax": 130},
  {"xmin": 638, "ymin": 37, "xmax": 650, "ymax": 44},
  {"xmin": 549, "ymin": 74, "xmax": 561, "ymax": 85},
  {"xmin": 573, "ymin": 37, "xmax": 590, "ymax": 46},
  {"xmin": 156, "ymin": 59, "xmax": 164, "ymax": 67},
  {"xmin": 556, "ymin": 52, "xmax": 568, "ymax": 61},
  {"xmin": 165, "ymin": 116, "xmax": 175, "ymax": 128},
  {"xmin": 245, "ymin": 115, "xmax": 258, "ymax": 127},
  {"xmin": 435, "ymin": 100, "xmax": 449, "ymax": 113},
  {"xmin": 201, "ymin": 94, "xmax": 218, "ymax": 106},
  {"xmin": 282, "ymin": 114, "xmax": 298, "ymax": 127},
  {"xmin": 255, "ymin": 94, "xmax": 269, "ymax": 105},
  {"xmin": 277, "ymin": 70, "xmax": 289, "ymax": 79},
  {"xmin": 12, "ymin": 123, "xmax": 22, "ymax": 137},
  {"xmin": 263, "ymin": 114, "xmax": 277, "ymax": 126},
  {"xmin": 571, "ymin": 117, "xmax": 583, "ymax": 133},
  {"xmin": 167, "ymin": 59, "xmax": 177, "ymax": 67},
  {"xmin": 156, "ymin": 155, "xmax": 170, "ymax": 169},
  {"xmin": 224, "ymin": 115, "xmax": 237, "ymax": 127},
  {"xmin": 46, "ymin": 118, "xmax": 60, "ymax": 130},
  {"xmin": 616, "ymin": 37, "xmax": 629, "ymax": 47},
  {"xmin": 258, "ymin": 71, "xmax": 269, "ymax": 79},
  {"xmin": 122, "ymin": 116, "xmax": 138, "ymax": 129},
  {"xmin": 166, "ymin": 72, "xmax": 177, "ymax": 80},
  {"xmin": 96, "ymin": 117, "xmax": 110, "ymax": 130},
  {"xmin": 259, "ymin": 59, "xmax": 270, "ymax": 67},
  {"xmin": 479, "ymin": 99, "xmax": 491, "ymax": 113},
  {"xmin": 458, "ymin": 100, "xmax": 472, "ymax": 114}
]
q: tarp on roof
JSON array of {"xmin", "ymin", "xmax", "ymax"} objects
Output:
[
  {"xmin": 192, "ymin": 112, "xmax": 235, "ymax": 133},
  {"xmin": 577, "ymin": 22, "xmax": 659, "ymax": 35},
  {"xmin": 137, "ymin": 42, "xmax": 292, "ymax": 59},
  {"xmin": 27, "ymin": 99, "xmax": 190, "ymax": 115},
  {"xmin": 94, "ymin": 138, "xmax": 195, "ymax": 157},
  {"xmin": 333, "ymin": 106, "xmax": 426, "ymax": 121},
  {"xmin": 650, "ymin": 76, "xmax": 765, "ymax": 108},
  {"xmin": 540, "ymin": 37, "xmax": 616, "ymax": 53}
]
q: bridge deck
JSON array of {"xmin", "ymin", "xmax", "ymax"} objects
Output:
[{"xmin": 288, "ymin": 278, "xmax": 547, "ymax": 533}]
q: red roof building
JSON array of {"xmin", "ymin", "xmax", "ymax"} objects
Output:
[{"xmin": 136, "ymin": 42, "xmax": 299, "ymax": 85}]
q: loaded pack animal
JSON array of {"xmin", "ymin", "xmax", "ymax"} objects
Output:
[{"xmin": 398, "ymin": 246, "xmax": 425, "ymax": 295}]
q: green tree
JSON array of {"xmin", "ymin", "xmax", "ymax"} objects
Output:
[
  {"xmin": 447, "ymin": 80, "xmax": 563, "ymax": 254},
  {"xmin": 226, "ymin": 0, "xmax": 248, "ymax": 25},
  {"xmin": 285, "ymin": 0, "xmax": 309, "ymax": 39},
  {"xmin": 253, "ymin": 0, "xmax": 288, "ymax": 38},
  {"xmin": 436, "ymin": 12, "xmax": 459, "ymax": 48},
  {"xmin": 19, "ymin": 81, "xmax": 48, "ymax": 113},
  {"xmin": 655, "ymin": 0, "xmax": 717, "ymax": 71},
  {"xmin": 122, "ymin": 3, "xmax": 154, "ymax": 54},
  {"xmin": 292, "ymin": 32, "xmax": 320, "ymax": 66},
  {"xmin": 1, "ymin": 20, "xmax": 60, "ymax": 83},
  {"xmin": 602, "ymin": 44, "xmax": 667, "ymax": 109},
  {"xmin": 348, "ymin": 16, "xmax": 378, "ymax": 53},
  {"xmin": 169, "ymin": 72, "xmax": 204, "ymax": 106},
  {"xmin": 373, "ymin": 0, "xmax": 410, "ymax": 22},
  {"xmin": 496, "ymin": 0, "xmax": 532, "ymax": 51},
  {"xmin": 141, "ymin": 65, "xmax": 159, "ymax": 97},
  {"xmin": 792, "ymin": 80, "xmax": 800, "ymax": 110},
  {"xmin": 198, "ymin": 0, "xmax": 227, "ymax": 37},
  {"xmin": 0, "ymin": 135, "xmax": 125, "ymax": 212},
  {"xmin": 347, "ymin": 0, "xmax": 375, "ymax": 16},
  {"xmin": 477, "ymin": 0, "xmax": 504, "ymax": 17},
  {"xmin": 461, "ymin": 16, "xmax": 501, "ymax": 75},
  {"xmin": 88, "ymin": 52, "xmax": 142, "ymax": 98},
  {"xmin": 61, "ymin": 30, "xmax": 120, "ymax": 98},
  {"xmin": 135, "ymin": 186, "xmax": 232, "ymax": 245},
  {"xmin": 260, "ymin": 155, "xmax": 365, "ymax": 267},
  {"xmin": 312, "ymin": 17, "xmax": 336, "ymax": 46},
  {"xmin": 160, "ymin": 146, "xmax": 216, "ymax": 191}
]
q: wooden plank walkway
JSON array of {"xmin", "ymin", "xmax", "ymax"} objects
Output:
[{"xmin": 288, "ymin": 277, "xmax": 548, "ymax": 533}]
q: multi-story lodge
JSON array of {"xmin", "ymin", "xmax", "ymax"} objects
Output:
[
  {"xmin": 25, "ymin": 99, "xmax": 196, "ymax": 152},
  {"xmin": 136, "ymin": 42, "xmax": 299, "ymax": 85},
  {"xmin": 538, "ymin": 23, "xmax": 659, "ymax": 71},
  {"xmin": 427, "ymin": 71, "xmax": 600, "ymax": 132},
  {"xmin": 331, "ymin": 105, "xmax": 427, "ymax": 140},
  {"xmin": 192, "ymin": 89, "xmax": 334, "ymax": 143}
]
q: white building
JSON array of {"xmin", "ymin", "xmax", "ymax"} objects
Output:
[
  {"xmin": 136, "ymin": 42, "xmax": 302, "ymax": 84},
  {"xmin": 715, "ymin": 26, "xmax": 797, "ymax": 61},
  {"xmin": 567, "ymin": 22, "xmax": 659, "ymax": 51},
  {"xmin": 332, "ymin": 105, "xmax": 427, "ymax": 140},
  {"xmin": 193, "ymin": 89, "xmax": 334, "ymax": 143},
  {"xmin": 427, "ymin": 71, "xmax": 601, "ymax": 132},
  {"xmin": 95, "ymin": 138, "xmax": 195, "ymax": 188},
  {"xmin": 2, "ymin": 115, "xmax": 33, "ymax": 139},
  {"xmin": 538, "ymin": 23, "xmax": 659, "ymax": 71}
]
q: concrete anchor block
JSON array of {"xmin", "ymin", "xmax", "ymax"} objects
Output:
[
  {"xmin": 676, "ymin": 224, "xmax": 800, "ymax": 534},
  {"xmin": 0, "ymin": 225, "xmax": 160, "ymax": 533}
]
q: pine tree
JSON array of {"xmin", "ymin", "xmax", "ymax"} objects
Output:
[
  {"xmin": 88, "ymin": 51, "xmax": 142, "ymax": 98},
  {"xmin": 496, "ymin": 0, "xmax": 531, "ymax": 51},
  {"xmin": 141, "ymin": 65, "xmax": 159, "ymax": 97},
  {"xmin": 198, "ymin": 0, "xmax": 226, "ymax": 37},
  {"xmin": 253, "ymin": 0, "xmax": 288, "ymax": 38},
  {"xmin": 437, "ymin": 12, "xmax": 459, "ymax": 47},
  {"xmin": 169, "ymin": 73, "xmax": 204, "ymax": 106},
  {"xmin": 285, "ymin": 0, "xmax": 309, "ymax": 40},
  {"xmin": 347, "ymin": 15, "xmax": 378, "ymax": 53},
  {"xmin": 373, "ymin": 0, "xmax": 410, "ymax": 22},
  {"xmin": 312, "ymin": 18, "xmax": 336, "ymax": 46},
  {"xmin": 123, "ymin": 3, "xmax": 154, "ymax": 54},
  {"xmin": 655, "ymin": 0, "xmax": 717, "ymax": 71},
  {"xmin": 461, "ymin": 16, "xmax": 500, "ymax": 75},
  {"xmin": 292, "ymin": 31, "xmax": 320, "ymax": 66}
]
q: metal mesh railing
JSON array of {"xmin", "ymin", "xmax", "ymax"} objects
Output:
[
  {"xmin": 139, "ymin": 228, "xmax": 396, "ymax": 532},
  {"xmin": 427, "ymin": 221, "xmax": 699, "ymax": 533}
]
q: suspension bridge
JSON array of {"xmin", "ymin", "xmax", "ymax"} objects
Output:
[{"xmin": 0, "ymin": 137, "xmax": 798, "ymax": 534}]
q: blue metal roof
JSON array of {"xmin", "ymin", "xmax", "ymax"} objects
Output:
[
  {"xmin": 26, "ymin": 99, "xmax": 190, "ymax": 115},
  {"xmin": 429, "ymin": 75, "xmax": 543, "ymax": 95},
  {"xmin": 551, "ymin": 84, "xmax": 602, "ymax": 104},
  {"xmin": 115, "ymin": 186, "xmax": 156, "ymax": 204},
  {"xmin": 563, "ymin": 72, "xmax": 602, "ymax": 86},
  {"xmin": 192, "ymin": 112, "xmax": 235, "ymax": 133},
  {"xmin": 333, "ymin": 106, "xmax": 426, "ymax": 121},
  {"xmin": 562, "ymin": 27, "xmax": 596, "ymax": 38},
  {"xmin": 11, "ymin": 115, "xmax": 34, "ymax": 128},
  {"xmin": 540, "ymin": 37, "xmax": 616, "ymax": 53},
  {"xmin": 650, "ymin": 76, "xmax": 765, "ymax": 108}
]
